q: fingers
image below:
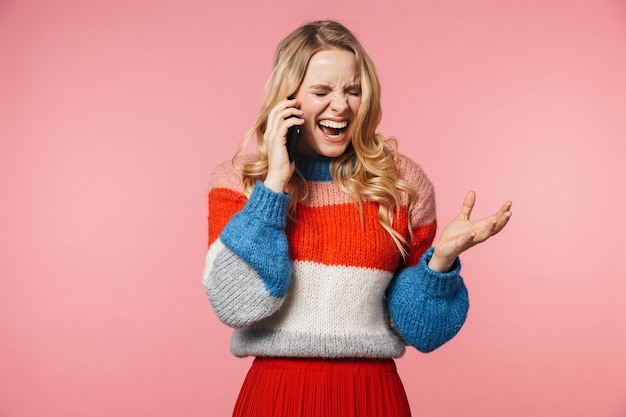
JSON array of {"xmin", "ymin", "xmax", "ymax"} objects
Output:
[
  {"xmin": 265, "ymin": 98, "xmax": 304, "ymax": 161},
  {"xmin": 459, "ymin": 191, "xmax": 512, "ymax": 223},
  {"xmin": 263, "ymin": 98, "xmax": 304, "ymax": 192},
  {"xmin": 439, "ymin": 193, "xmax": 512, "ymax": 257},
  {"xmin": 467, "ymin": 196, "xmax": 513, "ymax": 243},
  {"xmin": 459, "ymin": 191, "xmax": 476, "ymax": 220},
  {"xmin": 493, "ymin": 206, "xmax": 513, "ymax": 235},
  {"xmin": 481, "ymin": 203, "xmax": 512, "ymax": 240},
  {"xmin": 267, "ymin": 98, "xmax": 303, "ymax": 137},
  {"xmin": 493, "ymin": 201, "xmax": 513, "ymax": 230},
  {"xmin": 496, "ymin": 200, "xmax": 513, "ymax": 216}
]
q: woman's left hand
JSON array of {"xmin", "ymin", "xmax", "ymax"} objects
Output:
[{"xmin": 428, "ymin": 191, "xmax": 512, "ymax": 273}]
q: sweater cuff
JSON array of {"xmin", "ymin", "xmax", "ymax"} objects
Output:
[
  {"xmin": 242, "ymin": 181, "xmax": 290, "ymax": 229},
  {"xmin": 417, "ymin": 247, "xmax": 463, "ymax": 297}
]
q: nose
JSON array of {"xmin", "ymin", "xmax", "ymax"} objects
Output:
[{"xmin": 329, "ymin": 93, "xmax": 349, "ymax": 113}]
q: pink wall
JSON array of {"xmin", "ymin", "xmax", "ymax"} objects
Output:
[{"xmin": 1, "ymin": 0, "xmax": 625, "ymax": 416}]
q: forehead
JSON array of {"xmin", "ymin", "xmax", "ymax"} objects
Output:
[{"xmin": 302, "ymin": 48, "xmax": 359, "ymax": 85}]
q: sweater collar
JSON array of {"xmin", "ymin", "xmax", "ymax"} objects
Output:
[{"xmin": 294, "ymin": 154, "xmax": 333, "ymax": 182}]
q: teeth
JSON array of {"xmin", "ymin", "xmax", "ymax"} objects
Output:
[{"xmin": 318, "ymin": 120, "xmax": 348, "ymax": 129}]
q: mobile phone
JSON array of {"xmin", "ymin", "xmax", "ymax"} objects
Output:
[{"xmin": 286, "ymin": 95, "xmax": 301, "ymax": 162}]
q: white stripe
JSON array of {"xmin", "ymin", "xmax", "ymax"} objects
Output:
[{"xmin": 261, "ymin": 261, "xmax": 394, "ymax": 336}]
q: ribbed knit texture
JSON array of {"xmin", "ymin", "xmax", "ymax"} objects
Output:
[
  {"xmin": 203, "ymin": 153, "xmax": 469, "ymax": 358},
  {"xmin": 232, "ymin": 357, "xmax": 412, "ymax": 417}
]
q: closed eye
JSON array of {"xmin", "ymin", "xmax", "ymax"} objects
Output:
[{"xmin": 346, "ymin": 86, "xmax": 361, "ymax": 96}]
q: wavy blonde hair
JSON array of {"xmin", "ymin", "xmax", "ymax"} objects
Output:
[{"xmin": 235, "ymin": 20, "xmax": 417, "ymax": 256}]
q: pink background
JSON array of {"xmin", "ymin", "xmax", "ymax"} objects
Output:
[{"xmin": 2, "ymin": 0, "xmax": 625, "ymax": 416}]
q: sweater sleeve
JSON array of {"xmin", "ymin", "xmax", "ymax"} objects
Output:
[
  {"xmin": 386, "ymin": 156, "xmax": 469, "ymax": 353},
  {"xmin": 202, "ymin": 160, "xmax": 293, "ymax": 329},
  {"xmin": 387, "ymin": 248, "xmax": 469, "ymax": 352}
]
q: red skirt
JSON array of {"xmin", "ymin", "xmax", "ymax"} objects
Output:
[{"xmin": 232, "ymin": 357, "xmax": 412, "ymax": 417}]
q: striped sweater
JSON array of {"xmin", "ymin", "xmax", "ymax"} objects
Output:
[{"xmin": 203, "ymin": 153, "xmax": 469, "ymax": 358}]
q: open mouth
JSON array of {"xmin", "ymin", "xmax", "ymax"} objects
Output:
[{"xmin": 318, "ymin": 120, "xmax": 348, "ymax": 139}]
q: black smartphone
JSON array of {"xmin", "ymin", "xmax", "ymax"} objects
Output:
[{"xmin": 286, "ymin": 95, "xmax": 301, "ymax": 162}]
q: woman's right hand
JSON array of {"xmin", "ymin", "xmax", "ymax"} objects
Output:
[{"xmin": 263, "ymin": 97, "xmax": 303, "ymax": 193}]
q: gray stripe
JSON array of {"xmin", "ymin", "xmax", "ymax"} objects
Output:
[
  {"xmin": 230, "ymin": 327, "xmax": 407, "ymax": 358},
  {"xmin": 205, "ymin": 245, "xmax": 283, "ymax": 329}
]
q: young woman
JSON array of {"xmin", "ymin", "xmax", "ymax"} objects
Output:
[{"xmin": 203, "ymin": 20, "xmax": 511, "ymax": 417}]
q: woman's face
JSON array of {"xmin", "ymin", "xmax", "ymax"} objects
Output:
[{"xmin": 294, "ymin": 48, "xmax": 362, "ymax": 159}]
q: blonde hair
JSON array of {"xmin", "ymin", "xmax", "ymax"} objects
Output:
[{"xmin": 235, "ymin": 20, "xmax": 417, "ymax": 256}]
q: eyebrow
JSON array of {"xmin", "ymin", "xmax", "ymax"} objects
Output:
[{"xmin": 307, "ymin": 83, "xmax": 361, "ymax": 90}]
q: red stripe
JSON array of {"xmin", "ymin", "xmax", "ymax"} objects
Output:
[
  {"xmin": 287, "ymin": 202, "xmax": 431, "ymax": 272},
  {"xmin": 406, "ymin": 220, "xmax": 437, "ymax": 267},
  {"xmin": 209, "ymin": 188, "xmax": 435, "ymax": 269},
  {"xmin": 208, "ymin": 187, "xmax": 247, "ymax": 246}
]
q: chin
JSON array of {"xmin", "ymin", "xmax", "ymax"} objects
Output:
[{"xmin": 316, "ymin": 145, "xmax": 350, "ymax": 159}]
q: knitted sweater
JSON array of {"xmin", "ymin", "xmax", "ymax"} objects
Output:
[{"xmin": 203, "ymin": 153, "xmax": 469, "ymax": 358}]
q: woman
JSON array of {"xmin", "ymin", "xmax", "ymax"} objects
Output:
[{"xmin": 203, "ymin": 20, "xmax": 511, "ymax": 417}]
